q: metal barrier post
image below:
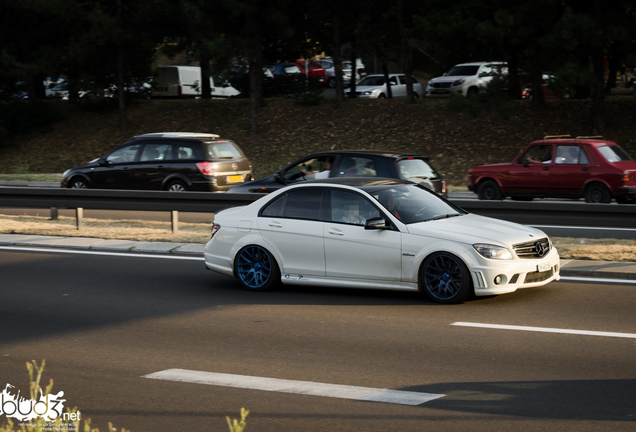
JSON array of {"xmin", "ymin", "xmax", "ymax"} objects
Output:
[
  {"xmin": 171, "ymin": 211, "xmax": 179, "ymax": 233},
  {"xmin": 76, "ymin": 208, "xmax": 83, "ymax": 230},
  {"xmin": 50, "ymin": 207, "xmax": 58, "ymax": 220}
]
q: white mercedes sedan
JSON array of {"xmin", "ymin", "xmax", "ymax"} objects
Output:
[{"xmin": 204, "ymin": 178, "xmax": 560, "ymax": 304}]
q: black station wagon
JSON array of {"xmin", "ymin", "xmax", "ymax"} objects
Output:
[
  {"xmin": 61, "ymin": 132, "xmax": 252, "ymax": 192},
  {"xmin": 227, "ymin": 150, "xmax": 447, "ymax": 197}
]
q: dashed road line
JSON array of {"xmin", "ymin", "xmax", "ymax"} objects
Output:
[{"xmin": 143, "ymin": 369, "xmax": 445, "ymax": 406}]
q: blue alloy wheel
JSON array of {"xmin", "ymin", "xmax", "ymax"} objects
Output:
[
  {"xmin": 236, "ymin": 245, "xmax": 279, "ymax": 291},
  {"xmin": 422, "ymin": 252, "xmax": 472, "ymax": 304}
]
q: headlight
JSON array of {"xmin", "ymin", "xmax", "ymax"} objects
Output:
[
  {"xmin": 364, "ymin": 91, "xmax": 372, "ymax": 95},
  {"xmin": 452, "ymin": 78, "xmax": 465, "ymax": 86},
  {"xmin": 473, "ymin": 244, "xmax": 513, "ymax": 260}
]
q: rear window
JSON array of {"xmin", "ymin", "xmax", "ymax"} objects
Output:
[
  {"xmin": 204, "ymin": 141, "xmax": 245, "ymax": 160},
  {"xmin": 598, "ymin": 145, "xmax": 632, "ymax": 162},
  {"xmin": 397, "ymin": 159, "xmax": 439, "ymax": 181}
]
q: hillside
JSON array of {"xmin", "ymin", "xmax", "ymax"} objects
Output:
[{"xmin": 1, "ymin": 96, "xmax": 635, "ymax": 186}]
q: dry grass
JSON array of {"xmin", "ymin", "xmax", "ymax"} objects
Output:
[{"xmin": 1, "ymin": 213, "xmax": 634, "ymax": 261}]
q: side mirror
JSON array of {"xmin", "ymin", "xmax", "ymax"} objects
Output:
[
  {"xmin": 365, "ymin": 217, "xmax": 390, "ymax": 230},
  {"xmin": 273, "ymin": 171, "xmax": 285, "ymax": 184},
  {"xmin": 98, "ymin": 158, "xmax": 111, "ymax": 167}
]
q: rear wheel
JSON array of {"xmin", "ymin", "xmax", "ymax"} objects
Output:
[
  {"xmin": 235, "ymin": 245, "xmax": 280, "ymax": 291},
  {"xmin": 420, "ymin": 252, "xmax": 473, "ymax": 304},
  {"xmin": 584, "ymin": 183, "xmax": 611, "ymax": 203},
  {"xmin": 477, "ymin": 180, "xmax": 503, "ymax": 200},
  {"xmin": 166, "ymin": 180, "xmax": 188, "ymax": 192},
  {"xmin": 328, "ymin": 78, "xmax": 336, "ymax": 88},
  {"xmin": 69, "ymin": 178, "xmax": 88, "ymax": 189}
]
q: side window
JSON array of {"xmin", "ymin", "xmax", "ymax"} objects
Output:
[
  {"xmin": 106, "ymin": 144, "xmax": 141, "ymax": 164},
  {"xmin": 335, "ymin": 156, "xmax": 378, "ymax": 178},
  {"xmin": 283, "ymin": 157, "xmax": 332, "ymax": 182},
  {"xmin": 140, "ymin": 144, "xmax": 172, "ymax": 162},
  {"xmin": 260, "ymin": 194, "xmax": 286, "ymax": 217},
  {"xmin": 479, "ymin": 65, "xmax": 494, "ymax": 77},
  {"xmin": 389, "ymin": 76, "xmax": 398, "ymax": 85},
  {"xmin": 212, "ymin": 76, "xmax": 224, "ymax": 87},
  {"xmin": 176, "ymin": 145, "xmax": 196, "ymax": 160},
  {"xmin": 555, "ymin": 146, "xmax": 589, "ymax": 165},
  {"xmin": 519, "ymin": 145, "xmax": 553, "ymax": 164},
  {"xmin": 283, "ymin": 189, "xmax": 323, "ymax": 221},
  {"xmin": 330, "ymin": 190, "xmax": 381, "ymax": 226},
  {"xmin": 397, "ymin": 75, "xmax": 407, "ymax": 84}
]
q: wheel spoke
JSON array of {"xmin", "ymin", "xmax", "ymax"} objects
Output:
[{"xmin": 237, "ymin": 246, "xmax": 272, "ymax": 289}]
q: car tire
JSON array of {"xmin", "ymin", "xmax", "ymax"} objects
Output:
[
  {"xmin": 69, "ymin": 178, "xmax": 88, "ymax": 189},
  {"xmin": 584, "ymin": 183, "xmax": 611, "ymax": 203},
  {"xmin": 234, "ymin": 245, "xmax": 280, "ymax": 292},
  {"xmin": 467, "ymin": 87, "xmax": 479, "ymax": 97},
  {"xmin": 328, "ymin": 78, "xmax": 336, "ymax": 88},
  {"xmin": 477, "ymin": 180, "xmax": 503, "ymax": 200},
  {"xmin": 378, "ymin": 93, "xmax": 386, "ymax": 99},
  {"xmin": 420, "ymin": 252, "xmax": 473, "ymax": 304},
  {"xmin": 166, "ymin": 180, "xmax": 188, "ymax": 192}
]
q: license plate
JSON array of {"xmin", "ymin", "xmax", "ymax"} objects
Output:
[
  {"xmin": 226, "ymin": 175, "xmax": 242, "ymax": 183},
  {"xmin": 537, "ymin": 262, "xmax": 551, "ymax": 272}
]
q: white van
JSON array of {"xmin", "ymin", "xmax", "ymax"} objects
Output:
[{"xmin": 151, "ymin": 66, "xmax": 240, "ymax": 98}]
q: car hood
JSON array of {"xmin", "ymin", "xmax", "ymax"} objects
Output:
[
  {"xmin": 227, "ymin": 175, "xmax": 281, "ymax": 193},
  {"xmin": 428, "ymin": 75, "xmax": 474, "ymax": 84},
  {"xmin": 405, "ymin": 213, "xmax": 547, "ymax": 246}
]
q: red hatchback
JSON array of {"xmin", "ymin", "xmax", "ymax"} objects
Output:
[{"xmin": 468, "ymin": 136, "xmax": 636, "ymax": 203}]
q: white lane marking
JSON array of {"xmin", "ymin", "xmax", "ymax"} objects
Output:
[
  {"xmin": 0, "ymin": 246, "xmax": 203, "ymax": 261},
  {"xmin": 531, "ymin": 225, "xmax": 636, "ymax": 232},
  {"xmin": 560, "ymin": 276, "xmax": 636, "ymax": 285},
  {"xmin": 452, "ymin": 322, "xmax": 636, "ymax": 339},
  {"xmin": 143, "ymin": 369, "xmax": 445, "ymax": 406}
]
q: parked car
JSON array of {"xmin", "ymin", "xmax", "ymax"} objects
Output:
[
  {"xmin": 151, "ymin": 66, "xmax": 240, "ymax": 98},
  {"xmin": 426, "ymin": 62, "xmax": 507, "ymax": 97},
  {"xmin": 344, "ymin": 74, "xmax": 424, "ymax": 98},
  {"xmin": 205, "ymin": 178, "xmax": 560, "ymax": 304},
  {"xmin": 227, "ymin": 150, "xmax": 446, "ymax": 197},
  {"xmin": 268, "ymin": 63, "xmax": 304, "ymax": 94},
  {"xmin": 315, "ymin": 59, "xmax": 359, "ymax": 88},
  {"xmin": 61, "ymin": 132, "xmax": 252, "ymax": 192},
  {"xmin": 292, "ymin": 60, "xmax": 327, "ymax": 84},
  {"xmin": 468, "ymin": 136, "xmax": 636, "ymax": 203}
]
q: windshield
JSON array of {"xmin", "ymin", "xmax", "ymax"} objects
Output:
[
  {"xmin": 446, "ymin": 66, "xmax": 480, "ymax": 76},
  {"xmin": 357, "ymin": 76, "xmax": 385, "ymax": 86},
  {"xmin": 598, "ymin": 145, "xmax": 632, "ymax": 162},
  {"xmin": 364, "ymin": 184, "xmax": 465, "ymax": 224},
  {"xmin": 204, "ymin": 141, "xmax": 244, "ymax": 160}
]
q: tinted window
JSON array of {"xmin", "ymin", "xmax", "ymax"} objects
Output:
[
  {"xmin": 140, "ymin": 144, "xmax": 172, "ymax": 162},
  {"xmin": 330, "ymin": 190, "xmax": 381, "ymax": 226},
  {"xmin": 446, "ymin": 66, "xmax": 480, "ymax": 76},
  {"xmin": 598, "ymin": 145, "xmax": 632, "ymax": 162},
  {"xmin": 284, "ymin": 156, "xmax": 334, "ymax": 182},
  {"xmin": 397, "ymin": 159, "xmax": 439, "ymax": 180},
  {"xmin": 357, "ymin": 76, "xmax": 385, "ymax": 86},
  {"xmin": 260, "ymin": 194, "xmax": 286, "ymax": 217},
  {"xmin": 284, "ymin": 189, "xmax": 323, "ymax": 220},
  {"xmin": 555, "ymin": 146, "xmax": 589, "ymax": 165},
  {"xmin": 106, "ymin": 144, "xmax": 141, "ymax": 164},
  {"xmin": 335, "ymin": 156, "xmax": 377, "ymax": 178},
  {"xmin": 176, "ymin": 145, "xmax": 197, "ymax": 160}
]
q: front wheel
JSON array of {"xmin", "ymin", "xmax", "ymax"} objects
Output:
[
  {"xmin": 69, "ymin": 178, "xmax": 88, "ymax": 189},
  {"xmin": 477, "ymin": 180, "xmax": 503, "ymax": 200},
  {"xmin": 377, "ymin": 93, "xmax": 386, "ymax": 99},
  {"xmin": 584, "ymin": 183, "xmax": 611, "ymax": 203},
  {"xmin": 235, "ymin": 245, "xmax": 280, "ymax": 291},
  {"xmin": 166, "ymin": 180, "xmax": 188, "ymax": 192},
  {"xmin": 420, "ymin": 252, "xmax": 473, "ymax": 304}
]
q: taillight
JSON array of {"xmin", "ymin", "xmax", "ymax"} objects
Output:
[
  {"xmin": 210, "ymin": 223, "xmax": 221, "ymax": 239},
  {"xmin": 621, "ymin": 174, "xmax": 630, "ymax": 182},
  {"xmin": 196, "ymin": 161, "xmax": 215, "ymax": 176},
  {"xmin": 442, "ymin": 180, "xmax": 447, "ymax": 195}
]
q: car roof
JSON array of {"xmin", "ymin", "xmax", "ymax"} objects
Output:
[
  {"xmin": 304, "ymin": 150, "xmax": 429, "ymax": 160},
  {"xmin": 453, "ymin": 61, "xmax": 507, "ymax": 66},
  {"xmin": 529, "ymin": 138, "xmax": 618, "ymax": 147},
  {"xmin": 133, "ymin": 132, "xmax": 221, "ymax": 140},
  {"xmin": 362, "ymin": 73, "xmax": 407, "ymax": 78}
]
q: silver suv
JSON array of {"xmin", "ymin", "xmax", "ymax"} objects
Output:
[{"xmin": 425, "ymin": 62, "xmax": 507, "ymax": 97}]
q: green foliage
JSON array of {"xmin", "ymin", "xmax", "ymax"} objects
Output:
[
  {"xmin": 226, "ymin": 408, "xmax": 249, "ymax": 432},
  {"xmin": 0, "ymin": 101, "xmax": 64, "ymax": 142}
]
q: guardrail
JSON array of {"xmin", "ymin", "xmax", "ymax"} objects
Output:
[{"xmin": 1, "ymin": 187, "xmax": 635, "ymax": 231}]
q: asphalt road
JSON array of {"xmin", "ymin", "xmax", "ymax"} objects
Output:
[{"xmin": 1, "ymin": 248, "xmax": 635, "ymax": 431}]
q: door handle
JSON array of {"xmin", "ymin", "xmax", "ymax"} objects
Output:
[
  {"xmin": 542, "ymin": 166, "xmax": 549, "ymax": 171},
  {"xmin": 328, "ymin": 228, "xmax": 345, "ymax": 236},
  {"xmin": 582, "ymin": 167, "xmax": 589, "ymax": 171},
  {"xmin": 268, "ymin": 221, "xmax": 283, "ymax": 228}
]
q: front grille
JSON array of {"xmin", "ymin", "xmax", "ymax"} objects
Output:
[
  {"xmin": 431, "ymin": 82, "xmax": 452, "ymax": 89},
  {"xmin": 509, "ymin": 273, "xmax": 519, "ymax": 284},
  {"xmin": 514, "ymin": 238, "xmax": 550, "ymax": 259},
  {"xmin": 524, "ymin": 268, "xmax": 554, "ymax": 284}
]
